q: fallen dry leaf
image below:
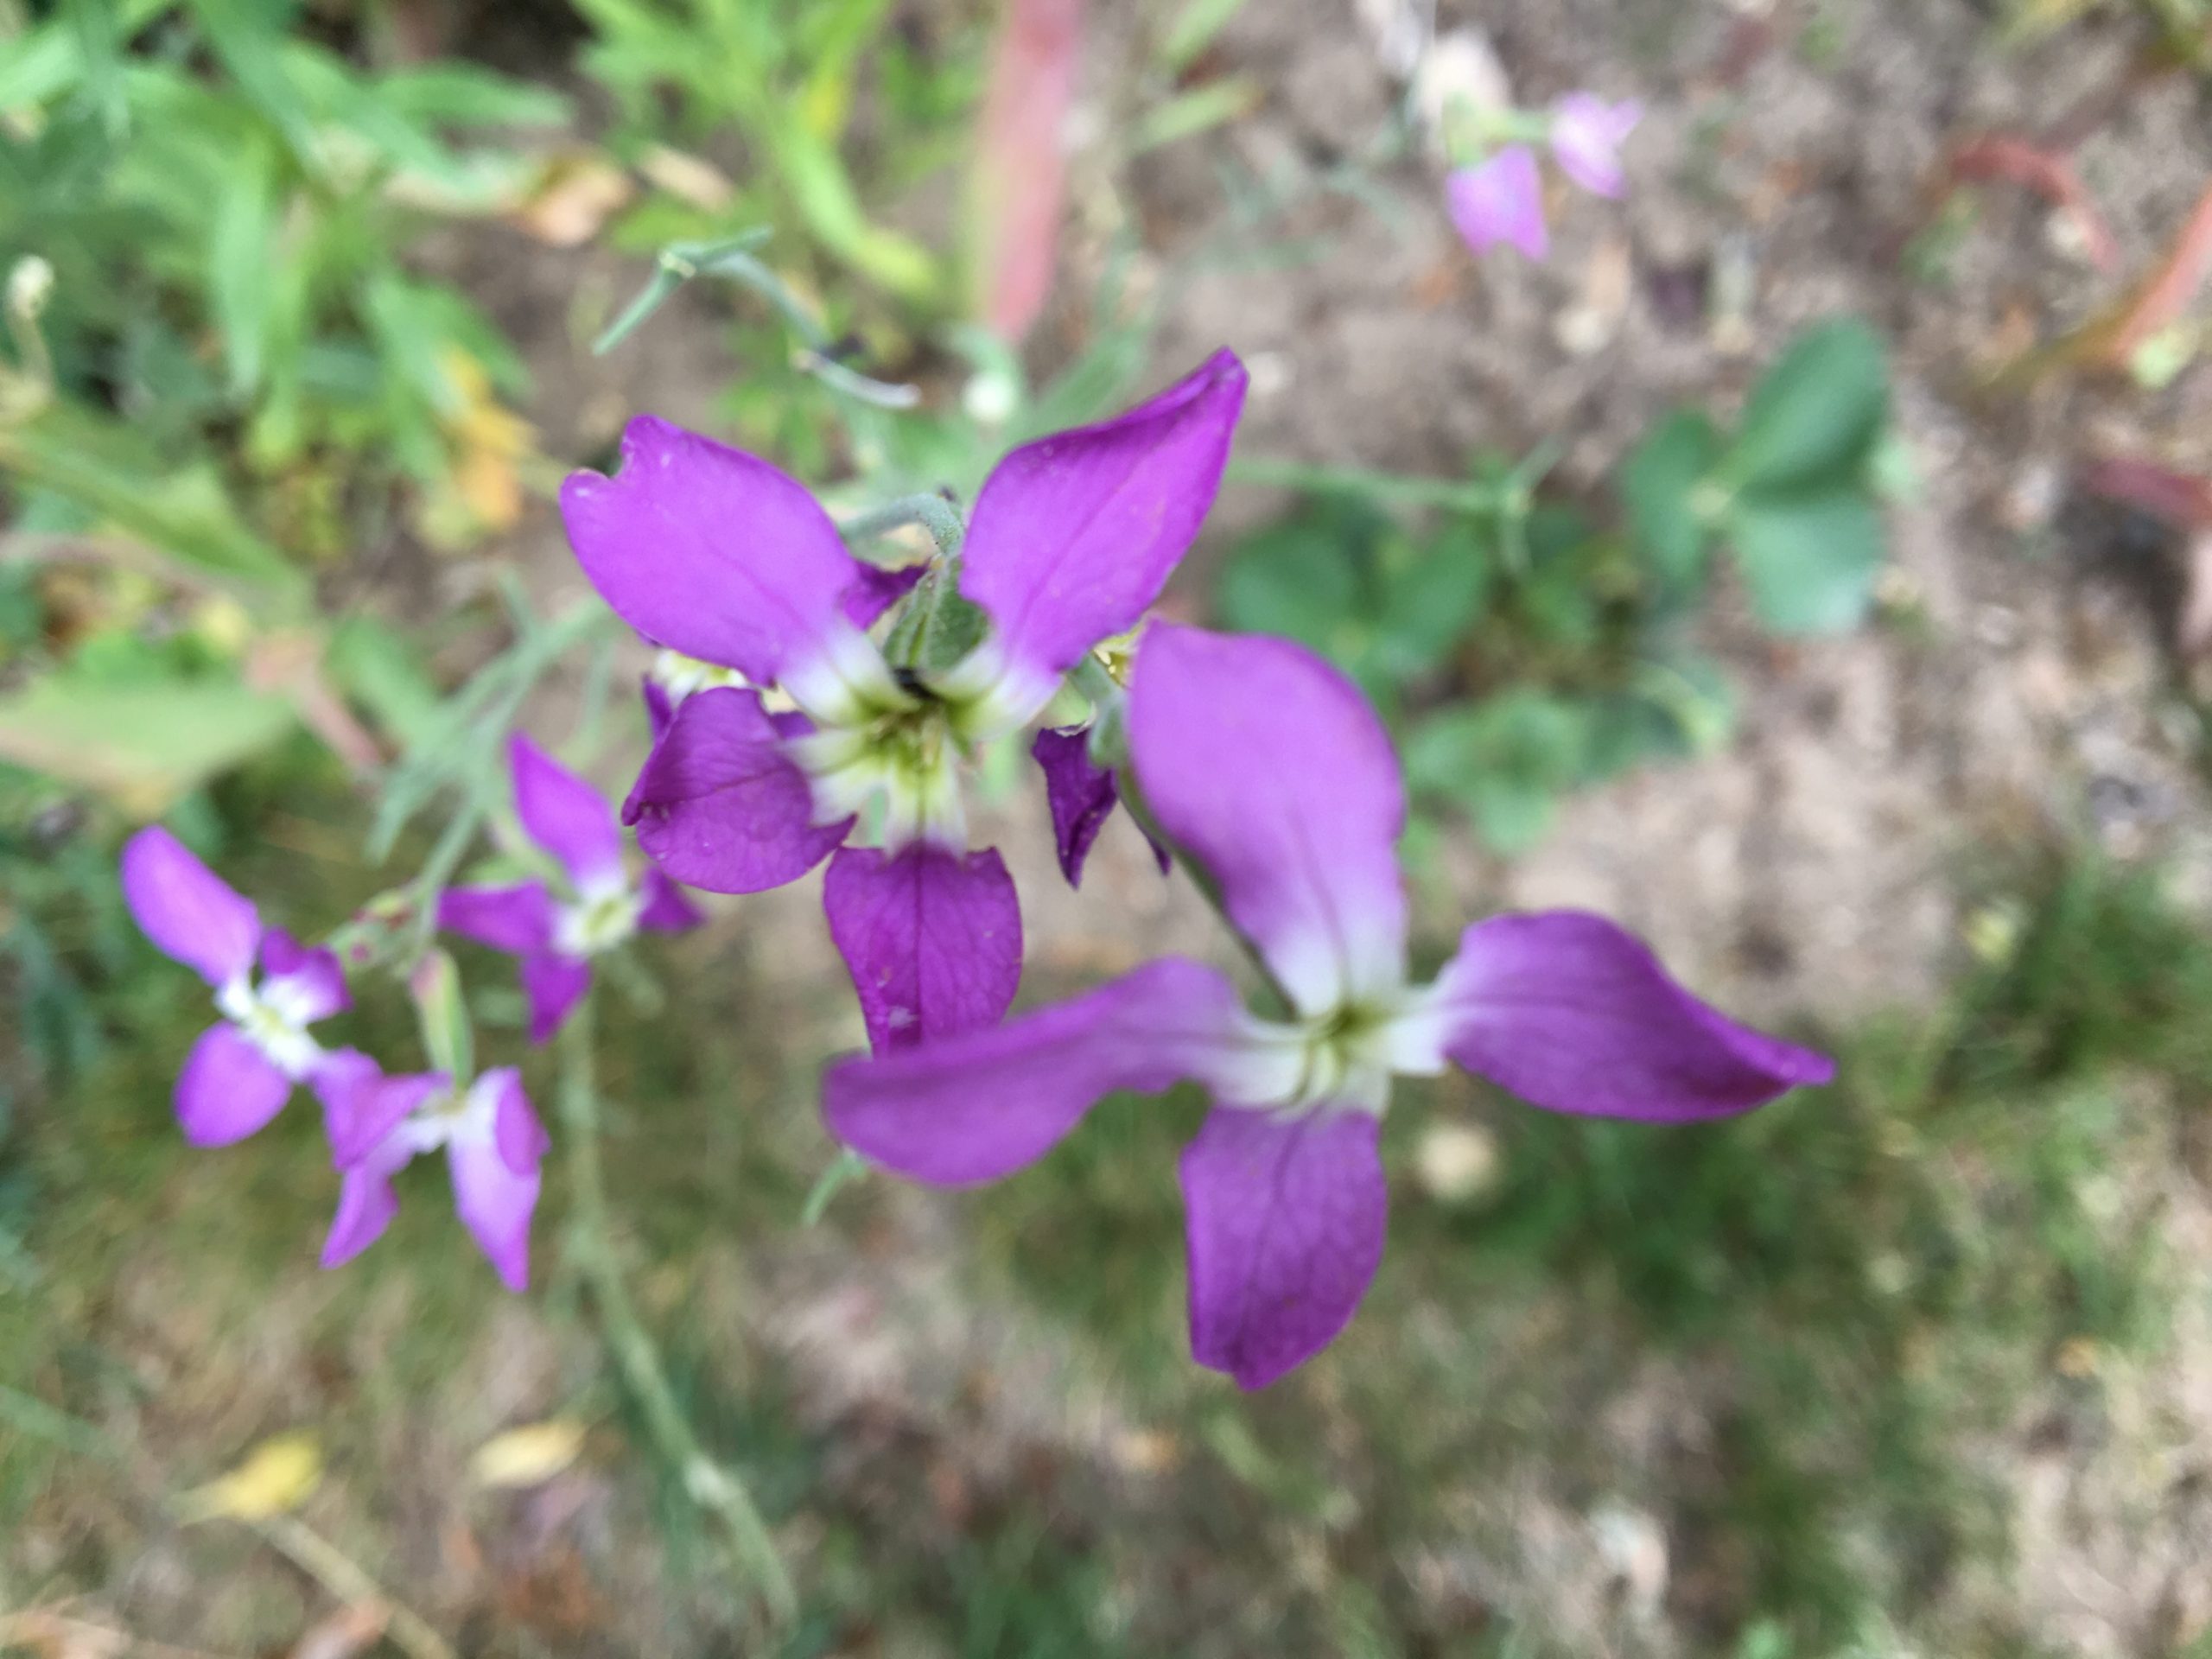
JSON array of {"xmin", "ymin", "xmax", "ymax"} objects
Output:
[{"xmin": 470, "ymin": 1420, "xmax": 587, "ymax": 1491}]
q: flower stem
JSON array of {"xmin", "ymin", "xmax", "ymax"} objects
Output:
[
  {"xmin": 1226, "ymin": 456, "xmax": 1514, "ymax": 513},
  {"xmin": 554, "ymin": 1002, "xmax": 797, "ymax": 1627},
  {"xmin": 839, "ymin": 493, "xmax": 966, "ymax": 558}
]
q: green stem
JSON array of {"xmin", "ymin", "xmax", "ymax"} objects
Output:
[
  {"xmin": 1227, "ymin": 456, "xmax": 1512, "ymax": 514},
  {"xmin": 555, "ymin": 1003, "xmax": 797, "ymax": 1627},
  {"xmin": 839, "ymin": 493, "xmax": 965, "ymax": 557}
]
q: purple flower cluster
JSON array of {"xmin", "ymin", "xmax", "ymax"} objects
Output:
[
  {"xmin": 1448, "ymin": 92, "xmax": 1642, "ymax": 261},
  {"xmin": 122, "ymin": 345, "xmax": 1830, "ymax": 1387},
  {"xmin": 119, "ymin": 734, "xmax": 694, "ymax": 1290}
]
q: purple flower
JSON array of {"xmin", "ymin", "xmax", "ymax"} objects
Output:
[
  {"xmin": 438, "ymin": 734, "xmax": 702, "ymax": 1044},
  {"xmin": 823, "ymin": 626, "xmax": 1834, "ymax": 1389},
  {"xmin": 1549, "ymin": 92, "xmax": 1642, "ymax": 199},
  {"xmin": 316, "ymin": 1052, "xmax": 549, "ymax": 1292},
  {"xmin": 119, "ymin": 826, "xmax": 353, "ymax": 1146},
  {"xmin": 1446, "ymin": 145, "xmax": 1548, "ymax": 260},
  {"xmin": 560, "ymin": 352, "xmax": 1247, "ymax": 1051}
]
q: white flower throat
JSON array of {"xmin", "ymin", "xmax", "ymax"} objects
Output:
[{"xmin": 216, "ymin": 975, "xmax": 323, "ymax": 1078}]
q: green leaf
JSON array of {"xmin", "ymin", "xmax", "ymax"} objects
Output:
[
  {"xmin": 1128, "ymin": 77, "xmax": 1262, "ymax": 156},
  {"xmin": 1216, "ymin": 511, "xmax": 1372, "ymax": 659},
  {"xmin": 1160, "ymin": 0, "xmax": 1254, "ymax": 73},
  {"xmin": 1723, "ymin": 318, "xmax": 1890, "ymax": 493},
  {"xmin": 1727, "ymin": 488, "xmax": 1885, "ymax": 635},
  {"xmin": 1622, "ymin": 410, "xmax": 1720, "ymax": 593},
  {"xmin": 1404, "ymin": 692, "xmax": 1591, "ymax": 855},
  {"xmin": 188, "ymin": 0, "xmax": 320, "ymax": 162},
  {"xmin": 325, "ymin": 615, "xmax": 442, "ymax": 747},
  {"xmin": 0, "ymin": 671, "xmax": 296, "ymax": 808},
  {"xmin": 208, "ymin": 144, "xmax": 277, "ymax": 396},
  {"xmin": 1372, "ymin": 523, "xmax": 1488, "ymax": 677}
]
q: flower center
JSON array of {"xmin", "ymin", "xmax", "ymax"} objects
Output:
[
  {"xmin": 216, "ymin": 978, "xmax": 322, "ymax": 1079},
  {"xmin": 556, "ymin": 880, "xmax": 641, "ymax": 958},
  {"xmin": 787, "ymin": 683, "xmax": 968, "ymax": 851}
]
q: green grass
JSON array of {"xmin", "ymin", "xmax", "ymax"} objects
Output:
[{"xmin": 5, "ymin": 815, "xmax": 2210, "ymax": 1654}]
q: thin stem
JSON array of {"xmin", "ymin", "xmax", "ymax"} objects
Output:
[
  {"xmin": 255, "ymin": 1514, "xmax": 455, "ymax": 1659},
  {"xmin": 839, "ymin": 493, "xmax": 965, "ymax": 557},
  {"xmin": 1227, "ymin": 456, "xmax": 1512, "ymax": 514},
  {"xmin": 555, "ymin": 1002, "xmax": 798, "ymax": 1627}
]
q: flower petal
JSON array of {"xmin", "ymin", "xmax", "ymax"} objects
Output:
[
  {"xmin": 957, "ymin": 351, "xmax": 1248, "ymax": 716},
  {"xmin": 636, "ymin": 865, "xmax": 704, "ymax": 933},
  {"xmin": 259, "ymin": 928, "xmax": 348, "ymax": 1022},
  {"xmin": 120, "ymin": 826, "xmax": 260, "ymax": 986},
  {"xmin": 509, "ymin": 733, "xmax": 623, "ymax": 888},
  {"xmin": 822, "ymin": 957, "xmax": 1249, "ymax": 1185},
  {"xmin": 843, "ymin": 560, "xmax": 927, "ymax": 629},
  {"xmin": 480, "ymin": 1067, "xmax": 550, "ymax": 1176},
  {"xmin": 1549, "ymin": 93, "xmax": 1640, "ymax": 199},
  {"xmin": 1179, "ymin": 1104, "xmax": 1388, "ymax": 1390},
  {"xmin": 1032, "ymin": 727, "xmax": 1119, "ymax": 888},
  {"xmin": 1129, "ymin": 624, "xmax": 1408, "ymax": 1015},
  {"xmin": 623, "ymin": 687, "xmax": 849, "ymax": 893},
  {"xmin": 314, "ymin": 1052, "xmax": 449, "ymax": 1169},
  {"xmin": 823, "ymin": 844, "xmax": 1022, "ymax": 1056},
  {"xmin": 438, "ymin": 881, "xmax": 558, "ymax": 957},
  {"xmin": 175, "ymin": 1022, "xmax": 293, "ymax": 1146},
  {"xmin": 643, "ymin": 677, "xmax": 677, "ymax": 742},
  {"xmin": 321, "ymin": 1147, "xmax": 409, "ymax": 1270},
  {"xmin": 561, "ymin": 415, "xmax": 868, "ymax": 689},
  {"xmin": 1447, "ymin": 147, "xmax": 1548, "ymax": 260},
  {"xmin": 1422, "ymin": 912, "xmax": 1834, "ymax": 1121},
  {"xmin": 520, "ymin": 952, "xmax": 592, "ymax": 1046},
  {"xmin": 448, "ymin": 1130, "xmax": 540, "ymax": 1292}
]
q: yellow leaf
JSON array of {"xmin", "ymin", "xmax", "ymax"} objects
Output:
[
  {"xmin": 469, "ymin": 1419, "xmax": 586, "ymax": 1490},
  {"xmin": 179, "ymin": 1431, "xmax": 321, "ymax": 1522}
]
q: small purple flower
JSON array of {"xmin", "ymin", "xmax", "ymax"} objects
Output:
[
  {"xmin": 119, "ymin": 826, "xmax": 353, "ymax": 1146},
  {"xmin": 1446, "ymin": 145, "xmax": 1548, "ymax": 261},
  {"xmin": 316, "ymin": 1052, "xmax": 548, "ymax": 1291},
  {"xmin": 1549, "ymin": 92, "xmax": 1642, "ymax": 199},
  {"xmin": 438, "ymin": 734, "xmax": 702, "ymax": 1043},
  {"xmin": 561, "ymin": 352, "xmax": 1248, "ymax": 1051},
  {"xmin": 823, "ymin": 625, "xmax": 1834, "ymax": 1389}
]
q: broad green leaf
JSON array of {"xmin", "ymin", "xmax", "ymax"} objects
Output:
[
  {"xmin": 1723, "ymin": 318, "xmax": 1890, "ymax": 493},
  {"xmin": 0, "ymin": 670, "xmax": 296, "ymax": 808},
  {"xmin": 1373, "ymin": 523, "xmax": 1489, "ymax": 677},
  {"xmin": 1216, "ymin": 512, "xmax": 1371, "ymax": 658},
  {"xmin": 1621, "ymin": 410, "xmax": 1720, "ymax": 594},
  {"xmin": 1727, "ymin": 488, "xmax": 1885, "ymax": 634},
  {"xmin": 1404, "ymin": 692, "xmax": 1591, "ymax": 855}
]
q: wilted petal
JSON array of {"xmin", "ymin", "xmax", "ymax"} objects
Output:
[
  {"xmin": 1447, "ymin": 147, "xmax": 1548, "ymax": 260},
  {"xmin": 1180, "ymin": 1105, "xmax": 1387, "ymax": 1390},
  {"xmin": 823, "ymin": 845, "xmax": 1022, "ymax": 1055},
  {"xmin": 480, "ymin": 1067, "xmax": 550, "ymax": 1175},
  {"xmin": 624, "ymin": 687, "xmax": 849, "ymax": 893},
  {"xmin": 1549, "ymin": 93, "xmax": 1641, "ymax": 199},
  {"xmin": 636, "ymin": 865, "xmax": 704, "ymax": 933},
  {"xmin": 1032, "ymin": 727, "xmax": 1120, "ymax": 887},
  {"xmin": 843, "ymin": 560, "xmax": 927, "ymax": 629},
  {"xmin": 521, "ymin": 952, "xmax": 592, "ymax": 1046},
  {"xmin": 448, "ymin": 1129, "xmax": 540, "ymax": 1292},
  {"xmin": 823, "ymin": 957, "xmax": 1249, "ymax": 1185},
  {"xmin": 510, "ymin": 733, "xmax": 624, "ymax": 888},
  {"xmin": 1129, "ymin": 624, "xmax": 1408, "ymax": 1015},
  {"xmin": 121, "ymin": 826, "xmax": 261, "ymax": 987},
  {"xmin": 1421, "ymin": 912, "xmax": 1834, "ymax": 1121},
  {"xmin": 175, "ymin": 1022, "xmax": 294, "ymax": 1145},
  {"xmin": 438, "ymin": 882, "xmax": 557, "ymax": 957},
  {"xmin": 561, "ymin": 416, "xmax": 869, "ymax": 690},
  {"xmin": 956, "ymin": 352, "xmax": 1248, "ymax": 720},
  {"xmin": 259, "ymin": 928, "xmax": 348, "ymax": 1022}
]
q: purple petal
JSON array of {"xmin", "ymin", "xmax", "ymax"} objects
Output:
[
  {"xmin": 482, "ymin": 1067, "xmax": 550, "ymax": 1175},
  {"xmin": 823, "ymin": 957, "xmax": 1249, "ymax": 1185},
  {"xmin": 959, "ymin": 351, "xmax": 1247, "ymax": 704},
  {"xmin": 259, "ymin": 928, "xmax": 348, "ymax": 1022},
  {"xmin": 1180, "ymin": 1105, "xmax": 1387, "ymax": 1390},
  {"xmin": 521, "ymin": 952, "xmax": 592, "ymax": 1046},
  {"xmin": 448, "ymin": 1128, "xmax": 540, "ymax": 1292},
  {"xmin": 1549, "ymin": 93, "xmax": 1641, "ymax": 199},
  {"xmin": 823, "ymin": 844, "xmax": 1023, "ymax": 1056},
  {"xmin": 636, "ymin": 865, "xmax": 704, "ymax": 933},
  {"xmin": 623, "ymin": 687, "xmax": 849, "ymax": 893},
  {"xmin": 120, "ymin": 826, "xmax": 261, "ymax": 986},
  {"xmin": 1447, "ymin": 147, "xmax": 1548, "ymax": 260},
  {"xmin": 643, "ymin": 677, "xmax": 677, "ymax": 742},
  {"xmin": 1032, "ymin": 727, "xmax": 1121, "ymax": 888},
  {"xmin": 438, "ymin": 881, "xmax": 557, "ymax": 957},
  {"xmin": 509, "ymin": 733, "xmax": 623, "ymax": 888},
  {"xmin": 175, "ymin": 1022, "xmax": 293, "ymax": 1146},
  {"xmin": 321, "ymin": 1140, "xmax": 411, "ymax": 1271},
  {"xmin": 315, "ymin": 1053, "xmax": 449, "ymax": 1168},
  {"xmin": 1129, "ymin": 624, "xmax": 1408, "ymax": 1015},
  {"xmin": 1427, "ymin": 912, "xmax": 1835, "ymax": 1121},
  {"xmin": 561, "ymin": 415, "xmax": 866, "ymax": 689},
  {"xmin": 843, "ymin": 560, "xmax": 927, "ymax": 629}
]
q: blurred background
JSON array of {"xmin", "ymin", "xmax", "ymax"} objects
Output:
[{"xmin": 9, "ymin": 0, "xmax": 2212, "ymax": 1654}]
